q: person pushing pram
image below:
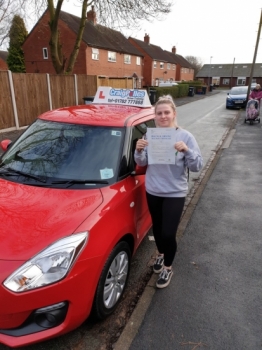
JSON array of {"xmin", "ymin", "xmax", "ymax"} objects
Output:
[
  {"xmin": 248, "ymin": 84, "xmax": 262, "ymax": 106},
  {"xmin": 245, "ymin": 84, "xmax": 261, "ymax": 124}
]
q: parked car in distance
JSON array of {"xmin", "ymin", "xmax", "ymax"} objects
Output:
[
  {"xmin": 251, "ymin": 82, "xmax": 257, "ymax": 90},
  {"xmin": 0, "ymin": 87, "xmax": 154, "ymax": 348},
  {"xmin": 158, "ymin": 82, "xmax": 178, "ymax": 87},
  {"xmin": 226, "ymin": 86, "xmax": 248, "ymax": 109}
]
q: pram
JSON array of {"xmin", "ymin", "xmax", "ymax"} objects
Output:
[{"xmin": 245, "ymin": 99, "xmax": 260, "ymax": 125}]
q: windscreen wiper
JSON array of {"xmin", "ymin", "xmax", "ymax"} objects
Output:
[
  {"xmin": 0, "ymin": 167, "xmax": 47, "ymax": 183},
  {"xmin": 50, "ymin": 179, "xmax": 109, "ymax": 188}
]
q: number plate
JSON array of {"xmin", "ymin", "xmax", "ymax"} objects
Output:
[{"xmin": 235, "ymin": 100, "xmax": 243, "ymax": 103}]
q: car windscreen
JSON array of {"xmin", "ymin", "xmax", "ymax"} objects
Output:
[
  {"xmin": 0, "ymin": 120, "xmax": 124, "ymax": 187},
  {"xmin": 230, "ymin": 87, "xmax": 248, "ymax": 95}
]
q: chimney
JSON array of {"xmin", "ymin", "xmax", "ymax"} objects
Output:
[
  {"xmin": 144, "ymin": 33, "xmax": 150, "ymax": 44},
  {"xmin": 87, "ymin": 5, "xmax": 97, "ymax": 25},
  {"xmin": 172, "ymin": 46, "xmax": 176, "ymax": 54}
]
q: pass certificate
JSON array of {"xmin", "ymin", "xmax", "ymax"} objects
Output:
[{"xmin": 147, "ymin": 128, "xmax": 177, "ymax": 164}]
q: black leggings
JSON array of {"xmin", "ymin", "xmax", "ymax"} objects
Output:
[{"xmin": 146, "ymin": 192, "xmax": 185, "ymax": 267}]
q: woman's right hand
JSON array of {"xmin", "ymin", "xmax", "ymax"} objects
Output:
[{"xmin": 136, "ymin": 138, "xmax": 148, "ymax": 152}]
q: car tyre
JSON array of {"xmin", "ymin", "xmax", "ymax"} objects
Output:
[{"xmin": 92, "ymin": 241, "xmax": 131, "ymax": 320}]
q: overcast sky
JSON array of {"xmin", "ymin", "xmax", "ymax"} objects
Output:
[{"xmin": 61, "ymin": 0, "xmax": 262, "ymax": 66}]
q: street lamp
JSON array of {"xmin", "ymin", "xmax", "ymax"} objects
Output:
[{"xmin": 208, "ymin": 56, "xmax": 213, "ymax": 89}]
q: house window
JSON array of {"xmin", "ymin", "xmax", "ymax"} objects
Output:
[
  {"xmin": 108, "ymin": 51, "xmax": 116, "ymax": 62},
  {"xmin": 237, "ymin": 77, "xmax": 246, "ymax": 85},
  {"xmin": 92, "ymin": 48, "xmax": 99, "ymax": 60},
  {"xmin": 223, "ymin": 78, "xmax": 230, "ymax": 85},
  {"xmin": 43, "ymin": 48, "xmax": 48, "ymax": 59},
  {"xmin": 136, "ymin": 57, "xmax": 141, "ymax": 65},
  {"xmin": 160, "ymin": 62, "xmax": 164, "ymax": 69},
  {"xmin": 167, "ymin": 63, "xmax": 171, "ymax": 70},
  {"xmin": 172, "ymin": 64, "xmax": 176, "ymax": 70},
  {"xmin": 153, "ymin": 61, "xmax": 157, "ymax": 68},
  {"xmin": 124, "ymin": 55, "xmax": 131, "ymax": 64}
]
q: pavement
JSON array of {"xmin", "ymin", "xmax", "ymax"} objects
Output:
[{"xmin": 114, "ymin": 98, "xmax": 262, "ymax": 349}]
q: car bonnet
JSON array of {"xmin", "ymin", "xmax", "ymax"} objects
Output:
[
  {"xmin": 0, "ymin": 179, "xmax": 103, "ymax": 260},
  {"xmin": 229, "ymin": 92, "xmax": 247, "ymax": 99}
]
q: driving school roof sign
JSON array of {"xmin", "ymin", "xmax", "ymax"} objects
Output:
[{"xmin": 93, "ymin": 87, "xmax": 152, "ymax": 108}]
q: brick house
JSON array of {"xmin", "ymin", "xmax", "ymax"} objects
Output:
[
  {"xmin": 196, "ymin": 63, "xmax": 262, "ymax": 88},
  {"xmin": 164, "ymin": 47, "xmax": 194, "ymax": 81},
  {"xmin": 128, "ymin": 35, "xmax": 194, "ymax": 87},
  {"xmin": 0, "ymin": 51, "xmax": 8, "ymax": 70},
  {"xmin": 128, "ymin": 34, "xmax": 177, "ymax": 87},
  {"xmin": 22, "ymin": 7, "xmax": 144, "ymax": 86}
]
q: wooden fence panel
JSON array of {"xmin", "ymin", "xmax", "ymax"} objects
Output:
[
  {"xmin": 0, "ymin": 72, "xmax": 136, "ymax": 132},
  {"xmin": 97, "ymin": 77, "xmax": 134, "ymax": 89},
  {"xmin": 12, "ymin": 73, "xmax": 50, "ymax": 127},
  {"xmin": 50, "ymin": 75, "xmax": 75, "ymax": 109},
  {"xmin": 77, "ymin": 75, "xmax": 97, "ymax": 104},
  {"xmin": 0, "ymin": 71, "xmax": 15, "ymax": 129}
]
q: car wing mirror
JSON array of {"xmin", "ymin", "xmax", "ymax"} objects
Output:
[
  {"xmin": 131, "ymin": 164, "xmax": 147, "ymax": 176},
  {"xmin": 0, "ymin": 140, "xmax": 12, "ymax": 152}
]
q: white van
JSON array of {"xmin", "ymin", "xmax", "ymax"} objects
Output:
[{"xmin": 158, "ymin": 82, "xmax": 178, "ymax": 87}]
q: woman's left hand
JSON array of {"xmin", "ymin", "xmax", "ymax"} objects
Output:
[{"xmin": 174, "ymin": 141, "xmax": 189, "ymax": 153}]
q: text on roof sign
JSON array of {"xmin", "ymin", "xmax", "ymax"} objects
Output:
[{"xmin": 93, "ymin": 86, "xmax": 152, "ymax": 108}]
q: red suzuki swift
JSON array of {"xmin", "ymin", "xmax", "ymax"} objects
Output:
[{"xmin": 0, "ymin": 87, "xmax": 155, "ymax": 347}]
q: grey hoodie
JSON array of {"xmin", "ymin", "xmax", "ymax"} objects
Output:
[{"xmin": 134, "ymin": 128, "xmax": 203, "ymax": 197}]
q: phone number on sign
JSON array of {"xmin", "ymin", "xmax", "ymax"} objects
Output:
[{"xmin": 108, "ymin": 98, "xmax": 143, "ymax": 105}]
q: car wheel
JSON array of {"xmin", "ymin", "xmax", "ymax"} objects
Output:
[{"xmin": 92, "ymin": 241, "xmax": 131, "ymax": 320}]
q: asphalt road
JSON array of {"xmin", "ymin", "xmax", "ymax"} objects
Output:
[{"xmin": 0, "ymin": 90, "xmax": 242, "ymax": 350}]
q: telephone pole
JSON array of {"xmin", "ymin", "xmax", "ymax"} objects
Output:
[
  {"xmin": 230, "ymin": 57, "xmax": 235, "ymax": 88},
  {"xmin": 247, "ymin": 8, "xmax": 262, "ymax": 99}
]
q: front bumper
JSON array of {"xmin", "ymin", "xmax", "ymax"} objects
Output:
[
  {"xmin": 0, "ymin": 257, "xmax": 101, "ymax": 347},
  {"xmin": 226, "ymin": 98, "xmax": 247, "ymax": 108}
]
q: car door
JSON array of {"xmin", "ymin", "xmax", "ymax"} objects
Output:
[{"xmin": 129, "ymin": 119, "xmax": 155, "ymax": 245}]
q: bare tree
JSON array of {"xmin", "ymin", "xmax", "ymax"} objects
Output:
[
  {"xmin": 0, "ymin": 0, "xmax": 14, "ymax": 47},
  {"xmin": 0, "ymin": 0, "xmax": 32, "ymax": 48},
  {"xmin": 21, "ymin": 0, "xmax": 172, "ymax": 74},
  {"xmin": 185, "ymin": 55, "xmax": 203, "ymax": 79}
]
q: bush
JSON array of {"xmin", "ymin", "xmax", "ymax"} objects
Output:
[
  {"xmin": 153, "ymin": 84, "xmax": 189, "ymax": 100},
  {"xmin": 148, "ymin": 80, "xmax": 204, "ymax": 101}
]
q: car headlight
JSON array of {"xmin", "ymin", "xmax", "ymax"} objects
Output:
[
  {"xmin": 227, "ymin": 96, "xmax": 232, "ymax": 100},
  {"xmin": 4, "ymin": 232, "xmax": 88, "ymax": 293}
]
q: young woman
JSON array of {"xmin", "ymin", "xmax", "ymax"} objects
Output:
[{"xmin": 134, "ymin": 95, "xmax": 203, "ymax": 288}]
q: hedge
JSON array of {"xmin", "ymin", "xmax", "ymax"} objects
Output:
[{"xmin": 150, "ymin": 80, "xmax": 207, "ymax": 101}]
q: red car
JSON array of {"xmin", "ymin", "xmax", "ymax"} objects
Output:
[{"xmin": 0, "ymin": 87, "xmax": 154, "ymax": 347}]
